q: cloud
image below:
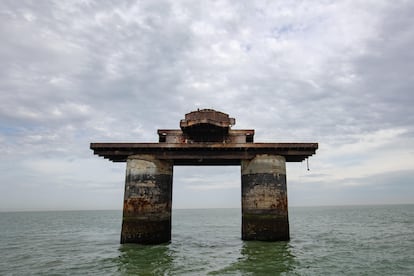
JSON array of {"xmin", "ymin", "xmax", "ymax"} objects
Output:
[
  {"xmin": 0, "ymin": 0, "xmax": 413, "ymax": 210},
  {"xmin": 174, "ymin": 166, "xmax": 240, "ymax": 191},
  {"xmin": 186, "ymin": 183, "xmax": 239, "ymax": 191},
  {"xmin": 289, "ymin": 169, "xmax": 414, "ymax": 206}
]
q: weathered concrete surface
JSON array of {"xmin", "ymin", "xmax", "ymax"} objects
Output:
[
  {"xmin": 241, "ymin": 154, "xmax": 289, "ymax": 241},
  {"xmin": 121, "ymin": 155, "xmax": 173, "ymax": 244}
]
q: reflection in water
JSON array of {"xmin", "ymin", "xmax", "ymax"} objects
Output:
[
  {"xmin": 212, "ymin": 241, "xmax": 297, "ymax": 275},
  {"xmin": 114, "ymin": 241, "xmax": 296, "ymax": 275},
  {"xmin": 117, "ymin": 244, "xmax": 173, "ymax": 275},
  {"xmin": 239, "ymin": 241, "xmax": 296, "ymax": 274}
]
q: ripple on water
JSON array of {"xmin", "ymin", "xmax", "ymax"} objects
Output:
[{"xmin": 0, "ymin": 207, "xmax": 413, "ymax": 275}]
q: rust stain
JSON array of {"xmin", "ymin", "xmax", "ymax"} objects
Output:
[{"xmin": 123, "ymin": 198, "xmax": 170, "ymax": 215}]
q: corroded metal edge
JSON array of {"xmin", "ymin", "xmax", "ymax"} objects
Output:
[{"xmin": 90, "ymin": 142, "xmax": 318, "ymax": 163}]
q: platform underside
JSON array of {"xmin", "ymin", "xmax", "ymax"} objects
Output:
[{"xmin": 90, "ymin": 142, "xmax": 318, "ymax": 165}]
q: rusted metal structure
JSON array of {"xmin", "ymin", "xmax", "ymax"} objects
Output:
[{"xmin": 90, "ymin": 109, "xmax": 318, "ymax": 244}]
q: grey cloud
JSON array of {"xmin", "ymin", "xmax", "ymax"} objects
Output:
[
  {"xmin": 290, "ymin": 169, "xmax": 414, "ymax": 206},
  {"xmin": 1, "ymin": 0, "xmax": 413, "ymax": 210}
]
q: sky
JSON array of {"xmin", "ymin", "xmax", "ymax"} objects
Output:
[{"xmin": 1, "ymin": 0, "xmax": 413, "ymax": 211}]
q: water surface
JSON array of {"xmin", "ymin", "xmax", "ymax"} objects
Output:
[{"xmin": 0, "ymin": 205, "xmax": 413, "ymax": 275}]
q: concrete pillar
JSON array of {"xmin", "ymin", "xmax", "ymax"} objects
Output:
[
  {"xmin": 241, "ymin": 154, "xmax": 289, "ymax": 241},
  {"xmin": 121, "ymin": 155, "xmax": 173, "ymax": 244}
]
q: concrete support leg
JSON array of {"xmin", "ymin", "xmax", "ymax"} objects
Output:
[
  {"xmin": 121, "ymin": 155, "xmax": 173, "ymax": 244},
  {"xmin": 241, "ymin": 154, "xmax": 289, "ymax": 241}
]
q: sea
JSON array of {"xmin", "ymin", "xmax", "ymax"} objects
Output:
[{"xmin": 0, "ymin": 205, "xmax": 413, "ymax": 275}]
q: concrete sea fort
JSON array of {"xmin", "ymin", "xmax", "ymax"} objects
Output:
[{"xmin": 90, "ymin": 109, "xmax": 318, "ymax": 244}]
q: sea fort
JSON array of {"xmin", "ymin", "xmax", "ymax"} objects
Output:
[{"xmin": 90, "ymin": 109, "xmax": 318, "ymax": 244}]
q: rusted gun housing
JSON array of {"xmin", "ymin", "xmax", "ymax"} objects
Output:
[{"xmin": 159, "ymin": 109, "xmax": 254, "ymax": 143}]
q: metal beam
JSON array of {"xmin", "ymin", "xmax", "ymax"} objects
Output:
[{"xmin": 90, "ymin": 142, "xmax": 318, "ymax": 163}]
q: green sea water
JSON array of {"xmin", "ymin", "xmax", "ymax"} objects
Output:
[{"xmin": 0, "ymin": 205, "xmax": 413, "ymax": 275}]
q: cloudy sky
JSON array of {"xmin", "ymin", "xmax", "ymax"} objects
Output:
[{"xmin": 1, "ymin": 0, "xmax": 413, "ymax": 211}]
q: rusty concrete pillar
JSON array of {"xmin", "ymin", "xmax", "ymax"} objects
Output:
[
  {"xmin": 241, "ymin": 154, "xmax": 289, "ymax": 241},
  {"xmin": 121, "ymin": 155, "xmax": 173, "ymax": 244}
]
